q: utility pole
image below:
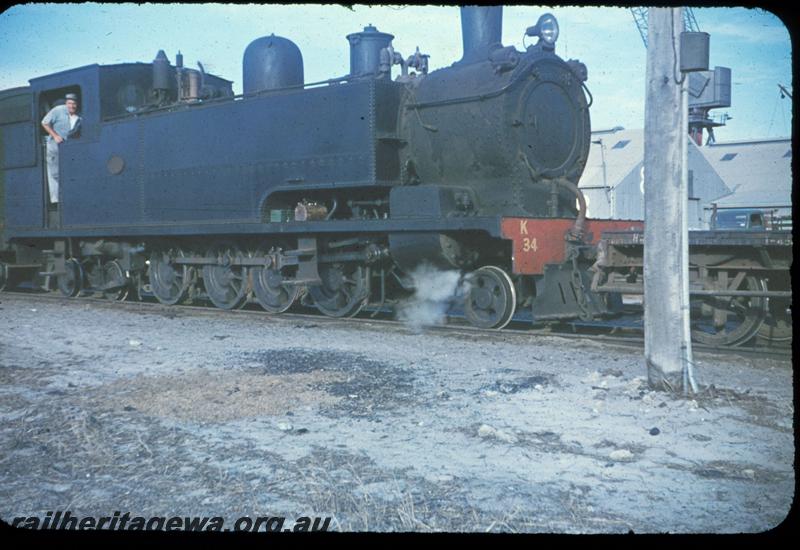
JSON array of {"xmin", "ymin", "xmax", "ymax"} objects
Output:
[{"xmin": 643, "ymin": 8, "xmax": 693, "ymax": 392}]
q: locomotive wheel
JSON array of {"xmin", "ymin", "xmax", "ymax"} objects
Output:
[
  {"xmin": 251, "ymin": 249, "xmax": 300, "ymax": 314},
  {"xmin": 308, "ymin": 263, "xmax": 369, "ymax": 318},
  {"xmin": 202, "ymin": 243, "xmax": 249, "ymax": 310},
  {"xmin": 757, "ymin": 311, "xmax": 792, "ymax": 344},
  {"xmin": 149, "ymin": 248, "xmax": 193, "ymax": 306},
  {"xmin": 102, "ymin": 260, "xmax": 130, "ymax": 301},
  {"xmin": 757, "ymin": 278, "xmax": 792, "ymax": 344},
  {"xmin": 690, "ymin": 272, "xmax": 766, "ymax": 347},
  {"xmin": 463, "ymin": 265, "xmax": 517, "ymax": 329},
  {"xmin": 58, "ymin": 258, "xmax": 84, "ymax": 297}
]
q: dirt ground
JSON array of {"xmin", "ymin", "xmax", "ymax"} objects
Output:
[{"xmin": 0, "ymin": 293, "xmax": 793, "ymax": 532}]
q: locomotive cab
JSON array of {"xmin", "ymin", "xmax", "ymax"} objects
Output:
[
  {"xmin": 18, "ymin": 66, "xmax": 102, "ymax": 229},
  {"xmin": 11, "ymin": 63, "xmax": 234, "ymax": 230}
]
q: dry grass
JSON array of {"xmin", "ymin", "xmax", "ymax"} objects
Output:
[{"xmin": 93, "ymin": 369, "xmax": 343, "ymax": 422}]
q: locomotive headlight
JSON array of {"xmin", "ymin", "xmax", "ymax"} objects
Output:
[
  {"xmin": 526, "ymin": 13, "xmax": 559, "ymax": 49},
  {"xmin": 539, "ymin": 14, "xmax": 559, "ymax": 44}
]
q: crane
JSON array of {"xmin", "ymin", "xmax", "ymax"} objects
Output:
[
  {"xmin": 767, "ymin": 84, "xmax": 791, "ymax": 137},
  {"xmin": 630, "ymin": 7, "xmax": 729, "ymax": 145},
  {"xmin": 630, "ymin": 7, "xmax": 699, "ymax": 48}
]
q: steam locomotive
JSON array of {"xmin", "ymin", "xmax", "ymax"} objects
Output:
[{"xmin": 0, "ymin": 6, "xmax": 651, "ymax": 329}]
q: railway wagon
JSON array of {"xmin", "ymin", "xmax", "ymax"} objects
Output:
[{"xmin": 591, "ymin": 228, "xmax": 792, "ymax": 346}]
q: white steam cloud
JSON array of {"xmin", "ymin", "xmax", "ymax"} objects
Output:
[{"xmin": 396, "ymin": 263, "xmax": 464, "ymax": 330}]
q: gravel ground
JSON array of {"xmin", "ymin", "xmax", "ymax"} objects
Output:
[{"xmin": 0, "ymin": 293, "xmax": 793, "ymax": 532}]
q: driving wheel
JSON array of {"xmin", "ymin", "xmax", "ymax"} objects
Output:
[
  {"xmin": 58, "ymin": 258, "xmax": 84, "ymax": 297},
  {"xmin": 308, "ymin": 263, "xmax": 369, "ymax": 317},
  {"xmin": 202, "ymin": 242, "xmax": 249, "ymax": 310},
  {"xmin": 149, "ymin": 248, "xmax": 193, "ymax": 306},
  {"xmin": 251, "ymin": 248, "xmax": 301, "ymax": 313}
]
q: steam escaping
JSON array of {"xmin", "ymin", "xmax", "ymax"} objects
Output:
[{"xmin": 396, "ymin": 263, "xmax": 464, "ymax": 330}]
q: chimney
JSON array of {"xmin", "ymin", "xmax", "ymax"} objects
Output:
[{"xmin": 459, "ymin": 6, "xmax": 503, "ymax": 64}]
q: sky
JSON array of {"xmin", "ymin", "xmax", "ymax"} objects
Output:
[{"xmin": 0, "ymin": 3, "xmax": 792, "ymax": 142}]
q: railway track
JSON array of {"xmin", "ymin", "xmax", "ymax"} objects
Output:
[{"xmin": 3, "ymin": 289, "xmax": 791, "ymax": 362}]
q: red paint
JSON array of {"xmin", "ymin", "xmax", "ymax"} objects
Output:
[{"xmin": 501, "ymin": 218, "xmax": 644, "ymax": 275}]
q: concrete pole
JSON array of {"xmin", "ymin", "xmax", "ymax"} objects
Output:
[{"xmin": 643, "ymin": 7, "xmax": 692, "ymax": 391}]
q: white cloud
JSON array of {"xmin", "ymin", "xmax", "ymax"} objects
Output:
[{"xmin": 706, "ymin": 21, "xmax": 790, "ymax": 44}]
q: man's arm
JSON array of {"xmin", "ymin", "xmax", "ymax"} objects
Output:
[
  {"xmin": 41, "ymin": 110, "xmax": 64, "ymax": 144},
  {"xmin": 41, "ymin": 121, "xmax": 63, "ymax": 144}
]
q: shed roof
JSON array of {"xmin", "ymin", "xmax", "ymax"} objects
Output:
[
  {"xmin": 701, "ymin": 137, "xmax": 792, "ymax": 208},
  {"xmin": 579, "ymin": 128, "xmax": 719, "ymax": 189},
  {"xmin": 579, "ymin": 128, "xmax": 643, "ymax": 190}
]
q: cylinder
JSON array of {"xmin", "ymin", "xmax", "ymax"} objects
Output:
[
  {"xmin": 152, "ymin": 50, "xmax": 171, "ymax": 90},
  {"xmin": 459, "ymin": 6, "xmax": 503, "ymax": 64},
  {"xmin": 243, "ymin": 34, "xmax": 304, "ymax": 94},
  {"xmin": 346, "ymin": 25, "xmax": 394, "ymax": 79}
]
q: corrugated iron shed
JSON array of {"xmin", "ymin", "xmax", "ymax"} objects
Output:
[
  {"xmin": 579, "ymin": 128, "xmax": 731, "ymax": 227},
  {"xmin": 701, "ymin": 137, "xmax": 792, "ymax": 212}
]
